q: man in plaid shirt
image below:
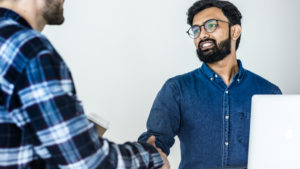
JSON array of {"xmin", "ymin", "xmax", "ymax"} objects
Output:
[{"xmin": 0, "ymin": 0, "xmax": 169, "ymax": 168}]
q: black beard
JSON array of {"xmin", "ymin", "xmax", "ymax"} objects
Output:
[
  {"xmin": 196, "ymin": 36, "xmax": 231, "ymax": 63},
  {"xmin": 43, "ymin": 0, "xmax": 64, "ymax": 25}
]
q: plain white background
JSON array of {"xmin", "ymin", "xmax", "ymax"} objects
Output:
[{"xmin": 44, "ymin": 0, "xmax": 300, "ymax": 168}]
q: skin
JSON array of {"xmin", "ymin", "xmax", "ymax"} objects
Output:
[
  {"xmin": 192, "ymin": 7, "xmax": 242, "ymax": 86},
  {"xmin": 147, "ymin": 136, "xmax": 170, "ymax": 169},
  {"xmin": 0, "ymin": 1, "xmax": 170, "ymax": 168},
  {"xmin": 0, "ymin": 0, "xmax": 64, "ymax": 32}
]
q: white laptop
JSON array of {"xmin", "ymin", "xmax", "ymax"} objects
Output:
[{"xmin": 248, "ymin": 95, "xmax": 300, "ymax": 169}]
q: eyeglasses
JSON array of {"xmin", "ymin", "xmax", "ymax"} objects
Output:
[{"xmin": 186, "ymin": 19, "xmax": 231, "ymax": 39}]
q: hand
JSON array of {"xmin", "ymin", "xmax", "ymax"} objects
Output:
[{"xmin": 147, "ymin": 136, "xmax": 170, "ymax": 169}]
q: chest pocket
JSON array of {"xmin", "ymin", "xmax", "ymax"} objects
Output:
[
  {"xmin": 233, "ymin": 111, "xmax": 251, "ymax": 147},
  {"xmin": 239, "ymin": 112, "xmax": 250, "ymax": 145}
]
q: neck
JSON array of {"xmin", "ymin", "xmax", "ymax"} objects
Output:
[
  {"xmin": 0, "ymin": 0, "xmax": 46, "ymax": 32},
  {"xmin": 207, "ymin": 52, "xmax": 239, "ymax": 86}
]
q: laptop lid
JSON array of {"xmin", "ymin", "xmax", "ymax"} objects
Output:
[{"xmin": 248, "ymin": 95, "xmax": 300, "ymax": 169}]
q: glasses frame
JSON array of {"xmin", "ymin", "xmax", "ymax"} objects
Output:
[{"xmin": 186, "ymin": 19, "xmax": 231, "ymax": 39}]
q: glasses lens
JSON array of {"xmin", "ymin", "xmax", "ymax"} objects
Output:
[
  {"xmin": 204, "ymin": 19, "xmax": 218, "ymax": 33},
  {"xmin": 188, "ymin": 25, "xmax": 201, "ymax": 38}
]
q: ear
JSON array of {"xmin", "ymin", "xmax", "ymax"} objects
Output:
[{"xmin": 231, "ymin": 25, "xmax": 242, "ymax": 41}]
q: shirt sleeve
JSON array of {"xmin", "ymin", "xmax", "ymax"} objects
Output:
[
  {"xmin": 138, "ymin": 79, "xmax": 181, "ymax": 155},
  {"xmin": 9, "ymin": 50, "xmax": 163, "ymax": 168},
  {"xmin": 274, "ymin": 86, "xmax": 282, "ymax": 94}
]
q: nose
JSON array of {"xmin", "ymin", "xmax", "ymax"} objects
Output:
[{"xmin": 199, "ymin": 26, "xmax": 209, "ymax": 40}]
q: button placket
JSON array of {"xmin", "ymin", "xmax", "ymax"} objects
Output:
[
  {"xmin": 225, "ymin": 142, "xmax": 229, "ymax": 146},
  {"xmin": 223, "ymin": 88, "xmax": 230, "ymax": 166}
]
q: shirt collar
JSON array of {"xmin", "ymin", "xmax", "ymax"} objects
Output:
[
  {"xmin": 0, "ymin": 7, "xmax": 32, "ymax": 29},
  {"xmin": 200, "ymin": 59, "xmax": 245, "ymax": 83}
]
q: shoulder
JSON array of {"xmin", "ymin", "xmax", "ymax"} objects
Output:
[
  {"xmin": 166, "ymin": 68, "xmax": 200, "ymax": 85},
  {"xmin": 0, "ymin": 18, "xmax": 57, "ymax": 69},
  {"xmin": 161, "ymin": 68, "xmax": 201, "ymax": 94},
  {"xmin": 0, "ymin": 19, "xmax": 54, "ymax": 58},
  {"xmin": 244, "ymin": 69, "xmax": 281, "ymax": 94},
  {"xmin": 0, "ymin": 19, "xmax": 61, "ymax": 84}
]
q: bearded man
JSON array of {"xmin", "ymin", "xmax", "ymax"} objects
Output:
[
  {"xmin": 138, "ymin": 0, "xmax": 281, "ymax": 169},
  {"xmin": 0, "ymin": 0, "xmax": 169, "ymax": 168}
]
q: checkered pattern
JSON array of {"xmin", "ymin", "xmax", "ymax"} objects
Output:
[{"xmin": 0, "ymin": 7, "xmax": 163, "ymax": 169}]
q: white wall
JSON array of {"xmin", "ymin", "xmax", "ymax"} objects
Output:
[{"xmin": 43, "ymin": 0, "xmax": 300, "ymax": 168}]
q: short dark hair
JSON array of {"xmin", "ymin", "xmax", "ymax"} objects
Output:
[{"xmin": 187, "ymin": 0, "xmax": 242, "ymax": 50}]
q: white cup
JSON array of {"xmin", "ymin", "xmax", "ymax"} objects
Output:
[{"xmin": 86, "ymin": 112, "xmax": 110, "ymax": 137}]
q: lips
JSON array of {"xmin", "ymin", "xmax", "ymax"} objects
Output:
[{"xmin": 200, "ymin": 41, "xmax": 215, "ymax": 50}]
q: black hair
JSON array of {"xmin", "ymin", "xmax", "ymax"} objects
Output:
[{"xmin": 187, "ymin": 0, "xmax": 242, "ymax": 50}]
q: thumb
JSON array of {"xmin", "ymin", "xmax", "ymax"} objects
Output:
[{"xmin": 146, "ymin": 135, "xmax": 156, "ymax": 147}]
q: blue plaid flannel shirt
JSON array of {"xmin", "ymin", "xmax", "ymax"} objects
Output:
[{"xmin": 0, "ymin": 8, "xmax": 163, "ymax": 169}]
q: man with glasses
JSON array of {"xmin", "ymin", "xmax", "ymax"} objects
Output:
[{"xmin": 138, "ymin": 0, "xmax": 281, "ymax": 169}]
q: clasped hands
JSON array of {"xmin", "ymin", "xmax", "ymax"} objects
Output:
[{"xmin": 147, "ymin": 136, "xmax": 170, "ymax": 169}]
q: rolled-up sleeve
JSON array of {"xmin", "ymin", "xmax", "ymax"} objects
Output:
[{"xmin": 138, "ymin": 79, "xmax": 181, "ymax": 155}]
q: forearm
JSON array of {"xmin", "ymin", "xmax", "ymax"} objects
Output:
[{"xmin": 12, "ymin": 54, "xmax": 163, "ymax": 168}]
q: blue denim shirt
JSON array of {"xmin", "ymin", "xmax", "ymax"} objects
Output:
[{"xmin": 138, "ymin": 60, "xmax": 281, "ymax": 169}]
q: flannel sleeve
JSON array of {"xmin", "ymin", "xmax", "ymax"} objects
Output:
[{"xmin": 9, "ymin": 48, "xmax": 163, "ymax": 168}]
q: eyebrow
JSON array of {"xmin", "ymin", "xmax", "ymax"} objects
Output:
[
  {"xmin": 192, "ymin": 18, "xmax": 217, "ymax": 26},
  {"xmin": 193, "ymin": 18, "xmax": 230, "ymax": 26}
]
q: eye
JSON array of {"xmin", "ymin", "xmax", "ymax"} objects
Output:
[
  {"xmin": 207, "ymin": 23, "xmax": 216, "ymax": 29},
  {"xmin": 191, "ymin": 26, "xmax": 200, "ymax": 34},
  {"xmin": 193, "ymin": 28, "xmax": 200, "ymax": 34},
  {"xmin": 205, "ymin": 20, "xmax": 218, "ymax": 32}
]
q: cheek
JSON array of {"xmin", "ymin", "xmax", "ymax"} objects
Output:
[
  {"xmin": 216, "ymin": 29, "xmax": 230, "ymax": 41},
  {"xmin": 194, "ymin": 39, "xmax": 199, "ymax": 48}
]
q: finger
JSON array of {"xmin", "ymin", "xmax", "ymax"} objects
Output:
[
  {"xmin": 158, "ymin": 150, "xmax": 170, "ymax": 169},
  {"xmin": 146, "ymin": 135, "xmax": 156, "ymax": 147},
  {"xmin": 162, "ymin": 158, "xmax": 170, "ymax": 169},
  {"xmin": 160, "ymin": 159, "xmax": 170, "ymax": 169}
]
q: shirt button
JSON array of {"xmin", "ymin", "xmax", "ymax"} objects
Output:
[
  {"xmin": 210, "ymin": 77, "xmax": 213, "ymax": 81},
  {"xmin": 237, "ymin": 79, "xmax": 240, "ymax": 82},
  {"xmin": 225, "ymin": 90, "xmax": 229, "ymax": 94},
  {"xmin": 225, "ymin": 142, "xmax": 229, "ymax": 146},
  {"xmin": 215, "ymin": 74, "xmax": 218, "ymax": 78},
  {"xmin": 225, "ymin": 115, "xmax": 229, "ymax": 120}
]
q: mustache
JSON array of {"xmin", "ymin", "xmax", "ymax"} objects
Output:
[{"xmin": 198, "ymin": 39, "xmax": 217, "ymax": 49}]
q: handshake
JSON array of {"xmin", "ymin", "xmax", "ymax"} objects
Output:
[
  {"xmin": 147, "ymin": 136, "xmax": 170, "ymax": 169},
  {"xmin": 89, "ymin": 115, "xmax": 170, "ymax": 169}
]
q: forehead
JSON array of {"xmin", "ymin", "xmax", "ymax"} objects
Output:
[{"xmin": 192, "ymin": 7, "xmax": 228, "ymax": 25}]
